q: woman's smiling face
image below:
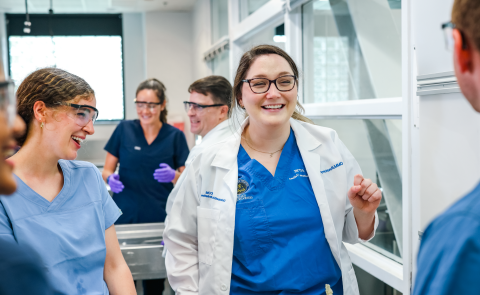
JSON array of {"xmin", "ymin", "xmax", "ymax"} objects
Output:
[
  {"xmin": 40, "ymin": 96, "xmax": 96, "ymax": 161},
  {"xmin": 240, "ymin": 54, "xmax": 297, "ymax": 129}
]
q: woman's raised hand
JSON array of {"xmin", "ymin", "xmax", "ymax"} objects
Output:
[{"xmin": 347, "ymin": 174, "xmax": 382, "ymax": 214}]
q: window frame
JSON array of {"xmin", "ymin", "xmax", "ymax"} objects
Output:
[{"xmin": 5, "ymin": 13, "xmax": 126, "ymax": 123}]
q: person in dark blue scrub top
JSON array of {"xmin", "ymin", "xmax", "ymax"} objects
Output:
[
  {"xmin": 0, "ymin": 80, "xmax": 53, "ymax": 295},
  {"xmin": 103, "ymin": 78, "xmax": 189, "ymax": 294}
]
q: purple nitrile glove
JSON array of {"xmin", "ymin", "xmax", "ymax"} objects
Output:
[
  {"xmin": 153, "ymin": 163, "xmax": 176, "ymax": 183},
  {"xmin": 108, "ymin": 174, "xmax": 124, "ymax": 194}
]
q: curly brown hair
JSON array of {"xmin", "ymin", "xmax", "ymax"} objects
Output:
[{"xmin": 16, "ymin": 68, "xmax": 95, "ymax": 146}]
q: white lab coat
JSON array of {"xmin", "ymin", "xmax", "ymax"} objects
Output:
[
  {"xmin": 163, "ymin": 118, "xmax": 379, "ymax": 295},
  {"xmin": 184, "ymin": 119, "xmax": 234, "ymax": 167}
]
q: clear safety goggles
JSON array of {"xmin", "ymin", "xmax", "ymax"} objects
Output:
[
  {"xmin": 0, "ymin": 80, "xmax": 17, "ymax": 127},
  {"xmin": 134, "ymin": 99, "xmax": 161, "ymax": 111},
  {"xmin": 56, "ymin": 102, "xmax": 99, "ymax": 127},
  {"xmin": 183, "ymin": 101, "xmax": 226, "ymax": 114}
]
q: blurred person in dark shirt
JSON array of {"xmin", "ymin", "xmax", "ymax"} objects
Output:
[{"xmin": 0, "ymin": 80, "xmax": 52, "ymax": 295}]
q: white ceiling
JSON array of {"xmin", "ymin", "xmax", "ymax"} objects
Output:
[{"xmin": 0, "ymin": 0, "xmax": 197, "ymax": 13}]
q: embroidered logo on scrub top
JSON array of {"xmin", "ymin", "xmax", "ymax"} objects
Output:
[
  {"xmin": 237, "ymin": 179, "xmax": 249, "ymax": 195},
  {"xmin": 201, "ymin": 191, "xmax": 226, "ymax": 202},
  {"xmin": 134, "ymin": 146, "xmax": 141, "ymax": 150},
  {"xmin": 320, "ymin": 162, "xmax": 343, "ymax": 174},
  {"xmin": 289, "ymin": 168, "xmax": 309, "ymax": 180}
]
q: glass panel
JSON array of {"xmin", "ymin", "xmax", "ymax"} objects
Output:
[
  {"xmin": 211, "ymin": 0, "xmax": 229, "ymax": 44},
  {"xmin": 354, "ymin": 265, "xmax": 403, "ymax": 295},
  {"xmin": 211, "ymin": 48, "xmax": 230, "ymax": 79},
  {"xmin": 313, "ymin": 119, "xmax": 402, "ymax": 258},
  {"xmin": 239, "ymin": 0, "xmax": 270, "ymax": 21},
  {"xmin": 240, "ymin": 23, "xmax": 285, "ymax": 52},
  {"xmin": 9, "ymin": 36, "xmax": 124, "ymax": 121},
  {"xmin": 302, "ymin": 0, "xmax": 402, "ymax": 103}
]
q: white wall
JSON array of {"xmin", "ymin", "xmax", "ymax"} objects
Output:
[
  {"xmin": 192, "ymin": 0, "xmax": 213, "ymax": 80},
  {"xmin": 144, "ymin": 11, "xmax": 195, "ymax": 147},
  {"xmin": 419, "ymin": 93, "xmax": 480, "ymax": 228}
]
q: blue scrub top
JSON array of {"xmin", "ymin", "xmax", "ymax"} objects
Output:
[
  {"xmin": 0, "ymin": 160, "xmax": 121, "ymax": 295},
  {"xmin": 0, "ymin": 237, "xmax": 53, "ymax": 295},
  {"xmin": 231, "ymin": 129, "xmax": 343, "ymax": 295},
  {"xmin": 413, "ymin": 181, "xmax": 480, "ymax": 295},
  {"xmin": 104, "ymin": 120, "xmax": 189, "ymax": 224}
]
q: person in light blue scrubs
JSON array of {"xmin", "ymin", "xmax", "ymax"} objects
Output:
[
  {"xmin": 0, "ymin": 68, "xmax": 136, "ymax": 294},
  {"xmin": 233, "ymin": 128, "xmax": 343, "ymax": 294}
]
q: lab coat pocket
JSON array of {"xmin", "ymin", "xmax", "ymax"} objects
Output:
[
  {"xmin": 348, "ymin": 267, "xmax": 360, "ymax": 294},
  {"xmin": 197, "ymin": 207, "xmax": 220, "ymax": 265},
  {"xmin": 234, "ymin": 199, "xmax": 273, "ymax": 263}
]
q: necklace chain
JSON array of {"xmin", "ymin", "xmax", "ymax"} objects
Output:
[{"xmin": 242, "ymin": 136, "xmax": 284, "ymax": 158}]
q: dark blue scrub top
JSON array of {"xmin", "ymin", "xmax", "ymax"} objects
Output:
[
  {"xmin": 104, "ymin": 120, "xmax": 189, "ymax": 224},
  {"xmin": 413, "ymin": 181, "xmax": 480, "ymax": 295},
  {"xmin": 231, "ymin": 129, "xmax": 342, "ymax": 295},
  {"xmin": 0, "ymin": 237, "xmax": 53, "ymax": 295}
]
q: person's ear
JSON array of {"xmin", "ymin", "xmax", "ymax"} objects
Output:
[
  {"xmin": 453, "ymin": 29, "xmax": 473, "ymax": 74},
  {"xmin": 219, "ymin": 105, "xmax": 229, "ymax": 118},
  {"xmin": 33, "ymin": 101, "xmax": 47, "ymax": 124},
  {"xmin": 161, "ymin": 100, "xmax": 166, "ymax": 111}
]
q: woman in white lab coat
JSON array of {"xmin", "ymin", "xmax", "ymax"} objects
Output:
[{"xmin": 163, "ymin": 45, "xmax": 381, "ymax": 295}]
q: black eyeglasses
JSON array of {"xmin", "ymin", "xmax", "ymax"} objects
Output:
[
  {"xmin": 441, "ymin": 21, "xmax": 468, "ymax": 51},
  {"xmin": 56, "ymin": 102, "xmax": 99, "ymax": 126},
  {"xmin": 242, "ymin": 75, "xmax": 297, "ymax": 94},
  {"xmin": 183, "ymin": 101, "xmax": 226, "ymax": 113}
]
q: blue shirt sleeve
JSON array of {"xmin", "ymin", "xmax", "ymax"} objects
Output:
[
  {"xmin": 0, "ymin": 237, "xmax": 54, "ymax": 295},
  {"xmin": 104, "ymin": 122, "xmax": 123, "ymax": 158},
  {"xmin": 93, "ymin": 165, "xmax": 121, "ymax": 229},
  {"xmin": 173, "ymin": 130, "xmax": 189, "ymax": 169},
  {"xmin": 413, "ymin": 214, "xmax": 480, "ymax": 295},
  {"xmin": 0, "ymin": 201, "xmax": 14, "ymax": 238}
]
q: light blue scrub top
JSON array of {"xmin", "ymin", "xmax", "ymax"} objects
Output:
[
  {"xmin": 0, "ymin": 160, "xmax": 122, "ymax": 295},
  {"xmin": 231, "ymin": 129, "xmax": 343, "ymax": 295}
]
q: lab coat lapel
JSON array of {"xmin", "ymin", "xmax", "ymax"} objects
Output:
[
  {"xmin": 211, "ymin": 118, "xmax": 246, "ymax": 202},
  {"xmin": 290, "ymin": 119, "xmax": 341, "ymax": 266}
]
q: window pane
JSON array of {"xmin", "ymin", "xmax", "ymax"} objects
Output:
[
  {"xmin": 211, "ymin": 48, "xmax": 230, "ymax": 79},
  {"xmin": 240, "ymin": 23, "xmax": 285, "ymax": 53},
  {"xmin": 313, "ymin": 119, "xmax": 402, "ymax": 259},
  {"xmin": 9, "ymin": 36, "xmax": 124, "ymax": 121},
  {"xmin": 354, "ymin": 265, "xmax": 403, "ymax": 295},
  {"xmin": 302, "ymin": 0, "xmax": 401, "ymax": 103},
  {"xmin": 239, "ymin": 0, "xmax": 270, "ymax": 21},
  {"xmin": 211, "ymin": 0, "xmax": 229, "ymax": 44}
]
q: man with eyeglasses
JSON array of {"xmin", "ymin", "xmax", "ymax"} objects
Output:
[
  {"xmin": 182, "ymin": 75, "xmax": 233, "ymax": 166},
  {"xmin": 162, "ymin": 76, "xmax": 232, "ymax": 259},
  {"xmin": 414, "ymin": 1, "xmax": 480, "ymax": 294}
]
